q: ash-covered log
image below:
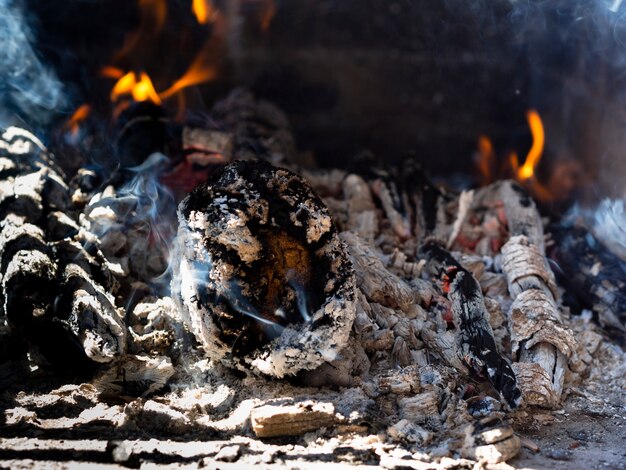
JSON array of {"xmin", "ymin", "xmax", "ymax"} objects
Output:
[
  {"xmin": 172, "ymin": 159, "xmax": 356, "ymax": 377},
  {"xmin": 421, "ymin": 240, "xmax": 521, "ymax": 409},
  {"xmin": 497, "ymin": 181, "xmax": 577, "ymax": 407},
  {"xmin": 0, "ymin": 127, "xmax": 126, "ymax": 373}
]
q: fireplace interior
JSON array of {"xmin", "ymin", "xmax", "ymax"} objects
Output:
[{"xmin": 1, "ymin": 0, "xmax": 625, "ymax": 468}]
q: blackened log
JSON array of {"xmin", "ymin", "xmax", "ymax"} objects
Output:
[
  {"xmin": 172, "ymin": 159, "xmax": 356, "ymax": 377},
  {"xmin": 550, "ymin": 221, "xmax": 626, "ymax": 335},
  {"xmin": 210, "ymin": 88, "xmax": 296, "ymax": 165},
  {"xmin": 0, "ymin": 127, "xmax": 126, "ymax": 373},
  {"xmin": 421, "ymin": 241, "xmax": 521, "ymax": 408}
]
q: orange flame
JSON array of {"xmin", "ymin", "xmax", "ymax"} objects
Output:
[
  {"xmin": 115, "ymin": 0, "xmax": 167, "ymax": 63},
  {"xmin": 260, "ymin": 0, "xmax": 276, "ymax": 32},
  {"xmin": 65, "ymin": 104, "xmax": 91, "ymax": 137},
  {"xmin": 158, "ymin": 10, "xmax": 225, "ymax": 101},
  {"xmin": 192, "ymin": 0, "xmax": 216, "ymax": 24},
  {"xmin": 476, "ymin": 135, "xmax": 495, "ymax": 184},
  {"xmin": 111, "ymin": 71, "xmax": 162, "ymax": 105},
  {"xmin": 518, "ymin": 109, "xmax": 544, "ymax": 180}
]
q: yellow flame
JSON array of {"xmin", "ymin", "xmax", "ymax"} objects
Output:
[
  {"xmin": 110, "ymin": 71, "xmax": 162, "ymax": 105},
  {"xmin": 518, "ymin": 109, "xmax": 544, "ymax": 180},
  {"xmin": 192, "ymin": 0, "xmax": 216, "ymax": 24}
]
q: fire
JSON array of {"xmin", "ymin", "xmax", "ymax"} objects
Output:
[
  {"xmin": 114, "ymin": 0, "xmax": 167, "ymax": 62},
  {"xmin": 476, "ymin": 135, "xmax": 495, "ymax": 184},
  {"xmin": 65, "ymin": 104, "xmax": 91, "ymax": 137},
  {"xmin": 99, "ymin": 0, "xmax": 225, "ymax": 113},
  {"xmin": 158, "ymin": 50, "xmax": 218, "ymax": 101},
  {"xmin": 475, "ymin": 109, "xmax": 545, "ymax": 185},
  {"xmin": 110, "ymin": 71, "xmax": 162, "ymax": 105},
  {"xmin": 259, "ymin": 0, "xmax": 276, "ymax": 32},
  {"xmin": 518, "ymin": 109, "xmax": 545, "ymax": 180},
  {"xmin": 192, "ymin": 0, "xmax": 216, "ymax": 24}
]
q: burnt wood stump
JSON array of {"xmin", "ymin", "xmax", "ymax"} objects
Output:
[{"xmin": 172, "ymin": 159, "xmax": 356, "ymax": 377}]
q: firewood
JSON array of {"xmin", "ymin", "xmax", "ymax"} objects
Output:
[
  {"xmin": 0, "ymin": 128, "xmax": 126, "ymax": 372},
  {"xmin": 250, "ymin": 401, "xmax": 341, "ymax": 438},
  {"xmin": 550, "ymin": 222, "xmax": 626, "ymax": 332},
  {"xmin": 460, "ymin": 417, "xmax": 521, "ymax": 464},
  {"xmin": 499, "ymin": 181, "xmax": 574, "ymax": 407},
  {"xmin": 342, "ymin": 173, "xmax": 379, "ymax": 241},
  {"xmin": 210, "ymin": 88, "xmax": 296, "ymax": 165},
  {"xmin": 341, "ymin": 231, "xmax": 418, "ymax": 312},
  {"xmin": 422, "ymin": 241, "xmax": 521, "ymax": 408},
  {"xmin": 172, "ymin": 160, "xmax": 356, "ymax": 377}
]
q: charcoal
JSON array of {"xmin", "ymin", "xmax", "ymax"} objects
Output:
[
  {"xmin": 172, "ymin": 159, "xmax": 356, "ymax": 377},
  {"xmin": 421, "ymin": 241, "xmax": 521, "ymax": 408},
  {"xmin": 0, "ymin": 127, "xmax": 126, "ymax": 373},
  {"xmin": 550, "ymin": 221, "xmax": 626, "ymax": 335}
]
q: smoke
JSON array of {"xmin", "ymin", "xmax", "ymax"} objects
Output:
[
  {"xmin": 587, "ymin": 198, "xmax": 626, "ymax": 257},
  {"xmin": 0, "ymin": 0, "xmax": 67, "ymax": 129}
]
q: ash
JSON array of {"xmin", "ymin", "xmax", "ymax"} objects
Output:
[{"xmin": 1, "ymin": 94, "xmax": 625, "ymax": 469}]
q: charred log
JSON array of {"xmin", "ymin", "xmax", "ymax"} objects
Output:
[
  {"xmin": 0, "ymin": 127, "xmax": 126, "ymax": 373},
  {"xmin": 550, "ymin": 220, "xmax": 626, "ymax": 336},
  {"xmin": 172, "ymin": 159, "xmax": 356, "ymax": 377},
  {"xmin": 421, "ymin": 240, "xmax": 521, "ymax": 408}
]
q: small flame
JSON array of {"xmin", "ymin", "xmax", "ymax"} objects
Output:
[
  {"xmin": 110, "ymin": 71, "xmax": 162, "ymax": 105},
  {"xmin": 476, "ymin": 135, "xmax": 495, "ymax": 184},
  {"xmin": 518, "ymin": 109, "xmax": 545, "ymax": 180},
  {"xmin": 158, "ymin": 11, "xmax": 225, "ymax": 102},
  {"xmin": 192, "ymin": 0, "xmax": 216, "ymax": 24},
  {"xmin": 114, "ymin": 0, "xmax": 167, "ymax": 63},
  {"xmin": 260, "ymin": 0, "xmax": 276, "ymax": 32},
  {"xmin": 65, "ymin": 104, "xmax": 91, "ymax": 138}
]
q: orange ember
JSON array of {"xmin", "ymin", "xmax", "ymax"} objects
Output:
[
  {"xmin": 111, "ymin": 71, "xmax": 162, "ymax": 105},
  {"xmin": 518, "ymin": 109, "xmax": 544, "ymax": 180},
  {"xmin": 192, "ymin": 0, "xmax": 216, "ymax": 24},
  {"xmin": 66, "ymin": 104, "xmax": 91, "ymax": 137}
]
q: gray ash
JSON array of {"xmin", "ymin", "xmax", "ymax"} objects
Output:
[{"xmin": 172, "ymin": 160, "xmax": 356, "ymax": 377}]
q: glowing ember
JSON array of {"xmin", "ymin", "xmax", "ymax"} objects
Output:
[
  {"xmin": 110, "ymin": 71, "xmax": 162, "ymax": 105},
  {"xmin": 192, "ymin": 0, "xmax": 216, "ymax": 24},
  {"xmin": 518, "ymin": 109, "xmax": 544, "ymax": 181}
]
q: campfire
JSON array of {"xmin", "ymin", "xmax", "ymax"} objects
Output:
[{"xmin": 1, "ymin": 1, "xmax": 625, "ymax": 468}]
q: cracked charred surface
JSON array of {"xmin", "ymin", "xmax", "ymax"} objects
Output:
[
  {"xmin": 421, "ymin": 241, "xmax": 521, "ymax": 409},
  {"xmin": 0, "ymin": 127, "xmax": 126, "ymax": 373},
  {"xmin": 172, "ymin": 160, "xmax": 356, "ymax": 377}
]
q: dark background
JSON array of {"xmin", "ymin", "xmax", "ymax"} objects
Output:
[{"xmin": 14, "ymin": 0, "xmax": 626, "ymax": 193}]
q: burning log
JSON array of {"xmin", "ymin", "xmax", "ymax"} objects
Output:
[
  {"xmin": 0, "ymin": 127, "xmax": 126, "ymax": 372},
  {"xmin": 498, "ymin": 181, "xmax": 577, "ymax": 407},
  {"xmin": 421, "ymin": 241, "xmax": 521, "ymax": 409},
  {"xmin": 172, "ymin": 159, "xmax": 356, "ymax": 377}
]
